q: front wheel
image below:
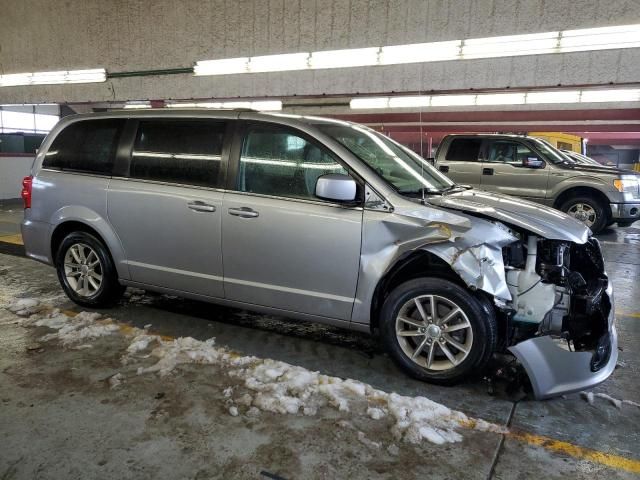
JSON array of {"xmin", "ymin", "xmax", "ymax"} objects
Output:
[
  {"xmin": 379, "ymin": 278, "xmax": 497, "ymax": 385},
  {"xmin": 55, "ymin": 231, "xmax": 125, "ymax": 308},
  {"xmin": 559, "ymin": 196, "xmax": 608, "ymax": 233}
]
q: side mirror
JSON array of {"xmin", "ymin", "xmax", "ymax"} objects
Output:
[
  {"xmin": 522, "ymin": 156, "xmax": 544, "ymax": 168},
  {"xmin": 315, "ymin": 173, "xmax": 357, "ymax": 203}
]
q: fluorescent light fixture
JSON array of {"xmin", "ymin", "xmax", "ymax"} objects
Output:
[
  {"xmin": 580, "ymin": 88, "xmax": 640, "ymax": 102},
  {"xmin": 388, "ymin": 96, "xmax": 430, "ymax": 108},
  {"xmin": 124, "ymin": 102, "xmax": 151, "ymax": 109},
  {"xmin": 430, "ymin": 94, "xmax": 476, "ymax": 106},
  {"xmin": 350, "ymin": 97, "xmax": 389, "ymax": 109},
  {"xmin": 166, "ymin": 100, "xmax": 282, "ymax": 110},
  {"xmin": 476, "ymin": 93, "xmax": 526, "ymax": 105},
  {"xmin": 249, "ymin": 100, "xmax": 282, "ymax": 111},
  {"xmin": 380, "ymin": 40, "xmax": 460, "ymax": 64},
  {"xmin": 350, "ymin": 88, "xmax": 640, "ymax": 110},
  {"xmin": 463, "ymin": 32, "xmax": 559, "ymax": 59},
  {"xmin": 526, "ymin": 90, "xmax": 581, "ymax": 104},
  {"xmin": 194, "ymin": 23, "xmax": 640, "ymax": 77},
  {"xmin": 194, "ymin": 57, "xmax": 248, "ymax": 76},
  {"xmin": 561, "ymin": 24, "xmax": 640, "ymax": 52},
  {"xmin": 310, "ymin": 47, "xmax": 380, "ymax": 69},
  {"xmin": 0, "ymin": 68, "xmax": 105, "ymax": 87},
  {"xmin": 248, "ymin": 53, "xmax": 309, "ymax": 73}
]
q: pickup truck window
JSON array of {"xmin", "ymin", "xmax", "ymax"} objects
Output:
[
  {"xmin": 486, "ymin": 140, "xmax": 540, "ymax": 165},
  {"xmin": 316, "ymin": 123, "xmax": 453, "ymax": 195},
  {"xmin": 445, "ymin": 138, "xmax": 482, "ymax": 161}
]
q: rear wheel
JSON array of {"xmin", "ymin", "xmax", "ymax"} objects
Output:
[
  {"xmin": 559, "ymin": 195, "xmax": 608, "ymax": 233},
  {"xmin": 55, "ymin": 231, "xmax": 125, "ymax": 308},
  {"xmin": 379, "ymin": 278, "xmax": 496, "ymax": 385}
]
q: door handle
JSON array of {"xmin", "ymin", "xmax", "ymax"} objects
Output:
[
  {"xmin": 228, "ymin": 207, "xmax": 259, "ymax": 218},
  {"xmin": 439, "ymin": 165, "xmax": 449, "ymax": 173},
  {"xmin": 482, "ymin": 168, "xmax": 494, "ymax": 175},
  {"xmin": 187, "ymin": 201, "xmax": 216, "ymax": 213}
]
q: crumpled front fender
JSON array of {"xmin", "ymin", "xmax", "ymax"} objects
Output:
[{"xmin": 351, "ymin": 205, "xmax": 518, "ymax": 325}]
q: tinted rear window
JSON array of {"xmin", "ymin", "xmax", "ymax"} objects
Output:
[
  {"xmin": 130, "ymin": 120, "xmax": 226, "ymax": 188},
  {"xmin": 445, "ymin": 138, "xmax": 482, "ymax": 161},
  {"xmin": 43, "ymin": 119, "xmax": 123, "ymax": 174}
]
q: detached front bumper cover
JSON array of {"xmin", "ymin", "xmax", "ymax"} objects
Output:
[{"xmin": 508, "ymin": 283, "xmax": 618, "ymax": 400}]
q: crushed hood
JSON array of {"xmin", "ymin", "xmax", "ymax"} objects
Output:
[{"xmin": 427, "ymin": 189, "xmax": 590, "ymax": 244}]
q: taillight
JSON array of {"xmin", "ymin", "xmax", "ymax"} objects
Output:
[{"xmin": 21, "ymin": 176, "xmax": 33, "ymax": 209}]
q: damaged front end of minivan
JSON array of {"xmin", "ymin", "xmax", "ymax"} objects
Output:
[
  {"xmin": 423, "ymin": 222, "xmax": 616, "ymax": 399},
  {"xmin": 360, "ymin": 191, "xmax": 618, "ymax": 400}
]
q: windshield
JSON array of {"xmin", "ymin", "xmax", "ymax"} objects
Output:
[
  {"xmin": 532, "ymin": 138, "xmax": 577, "ymax": 165},
  {"xmin": 315, "ymin": 123, "xmax": 454, "ymax": 195}
]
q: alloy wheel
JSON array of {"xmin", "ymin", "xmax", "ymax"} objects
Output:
[
  {"xmin": 395, "ymin": 294, "xmax": 473, "ymax": 371},
  {"xmin": 63, "ymin": 243, "xmax": 103, "ymax": 297},
  {"xmin": 567, "ymin": 203, "xmax": 597, "ymax": 227}
]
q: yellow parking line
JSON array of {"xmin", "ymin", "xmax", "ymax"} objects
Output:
[
  {"xmin": 0, "ymin": 234, "xmax": 24, "ymax": 245},
  {"xmin": 616, "ymin": 311, "xmax": 640, "ymax": 318},
  {"xmin": 508, "ymin": 431, "xmax": 640, "ymax": 474}
]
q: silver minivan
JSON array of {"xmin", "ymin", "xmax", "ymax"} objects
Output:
[{"xmin": 21, "ymin": 110, "xmax": 618, "ymax": 399}]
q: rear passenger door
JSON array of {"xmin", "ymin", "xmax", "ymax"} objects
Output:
[
  {"xmin": 480, "ymin": 139, "xmax": 549, "ymax": 200},
  {"xmin": 436, "ymin": 137, "xmax": 483, "ymax": 188},
  {"xmin": 221, "ymin": 122, "xmax": 363, "ymax": 320},
  {"xmin": 107, "ymin": 118, "xmax": 231, "ymax": 297}
]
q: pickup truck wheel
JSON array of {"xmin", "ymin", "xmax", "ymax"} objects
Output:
[
  {"xmin": 560, "ymin": 196, "xmax": 608, "ymax": 233},
  {"xmin": 379, "ymin": 278, "xmax": 496, "ymax": 385},
  {"xmin": 55, "ymin": 231, "xmax": 125, "ymax": 308}
]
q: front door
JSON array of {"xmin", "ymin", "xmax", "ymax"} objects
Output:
[
  {"xmin": 222, "ymin": 123, "xmax": 363, "ymax": 320},
  {"xmin": 480, "ymin": 139, "xmax": 550, "ymax": 201},
  {"xmin": 107, "ymin": 118, "xmax": 230, "ymax": 297}
]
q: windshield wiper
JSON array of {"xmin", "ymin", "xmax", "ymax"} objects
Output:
[{"xmin": 401, "ymin": 184, "xmax": 468, "ymax": 197}]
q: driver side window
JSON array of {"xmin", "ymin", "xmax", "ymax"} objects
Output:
[
  {"xmin": 486, "ymin": 141, "xmax": 540, "ymax": 166},
  {"xmin": 238, "ymin": 126, "xmax": 347, "ymax": 200}
]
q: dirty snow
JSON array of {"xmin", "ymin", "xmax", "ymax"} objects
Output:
[
  {"xmin": 7, "ymin": 298, "xmax": 41, "ymax": 316},
  {"xmin": 580, "ymin": 391, "xmax": 640, "ymax": 410},
  {"xmin": 126, "ymin": 333, "xmax": 504, "ymax": 445},
  {"xmin": 6, "ymin": 297, "xmax": 506, "ymax": 446},
  {"xmin": 8, "ymin": 300, "xmax": 121, "ymax": 346}
]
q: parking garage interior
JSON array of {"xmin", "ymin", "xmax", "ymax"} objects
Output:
[{"xmin": 1, "ymin": 1, "xmax": 640, "ymax": 479}]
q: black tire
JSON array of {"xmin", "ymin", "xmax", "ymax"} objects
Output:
[
  {"xmin": 55, "ymin": 231, "xmax": 125, "ymax": 308},
  {"xmin": 380, "ymin": 278, "xmax": 497, "ymax": 385},
  {"xmin": 559, "ymin": 195, "xmax": 608, "ymax": 233}
]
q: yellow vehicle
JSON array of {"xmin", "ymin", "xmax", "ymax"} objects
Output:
[{"xmin": 529, "ymin": 132, "xmax": 582, "ymax": 152}]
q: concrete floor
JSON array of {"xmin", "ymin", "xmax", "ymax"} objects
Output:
[{"xmin": 0, "ymin": 203, "xmax": 639, "ymax": 479}]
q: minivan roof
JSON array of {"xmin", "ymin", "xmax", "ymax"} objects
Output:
[{"xmin": 57, "ymin": 109, "xmax": 359, "ymax": 129}]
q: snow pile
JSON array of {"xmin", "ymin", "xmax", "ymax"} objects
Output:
[
  {"xmin": 6, "ymin": 298, "xmax": 42, "ymax": 316},
  {"xmin": 126, "ymin": 333, "xmax": 161, "ymax": 356},
  {"xmin": 131, "ymin": 338, "xmax": 504, "ymax": 445},
  {"xmin": 133, "ymin": 337, "xmax": 255, "ymax": 376},
  {"xmin": 6, "ymin": 297, "xmax": 504, "ymax": 446},
  {"xmin": 581, "ymin": 391, "xmax": 640, "ymax": 409},
  {"xmin": 10, "ymin": 304, "xmax": 120, "ymax": 346}
]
